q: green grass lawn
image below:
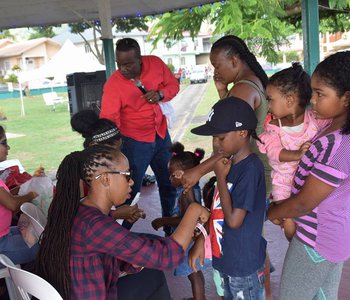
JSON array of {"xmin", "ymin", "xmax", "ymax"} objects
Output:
[
  {"xmin": 0, "ymin": 83, "xmax": 218, "ymax": 175},
  {"xmin": 181, "ymin": 80, "xmax": 219, "ymax": 156},
  {"xmin": 0, "ymin": 93, "xmax": 84, "ymax": 174}
]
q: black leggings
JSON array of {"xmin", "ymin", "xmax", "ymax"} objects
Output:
[{"xmin": 118, "ymin": 268, "xmax": 171, "ymax": 300}]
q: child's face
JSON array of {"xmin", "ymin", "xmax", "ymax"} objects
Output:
[
  {"xmin": 311, "ymin": 74, "xmax": 347, "ymax": 119},
  {"xmin": 0, "ymin": 134, "xmax": 9, "ymax": 162},
  {"xmin": 168, "ymin": 162, "xmax": 183, "ymax": 188},
  {"xmin": 212, "ymin": 131, "xmax": 245, "ymax": 157},
  {"xmin": 266, "ymin": 84, "xmax": 289, "ymax": 118}
]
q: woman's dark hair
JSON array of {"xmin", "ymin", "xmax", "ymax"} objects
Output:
[
  {"xmin": 36, "ymin": 144, "xmax": 118, "ymax": 298},
  {"xmin": 170, "ymin": 142, "xmax": 205, "ymax": 170},
  {"xmin": 268, "ymin": 62, "xmax": 311, "ymax": 108},
  {"xmin": 211, "ymin": 35, "xmax": 269, "ymax": 88},
  {"xmin": 71, "ymin": 109, "xmax": 121, "ymax": 148},
  {"xmin": 202, "ymin": 176, "xmax": 217, "ymax": 210},
  {"xmin": 0, "ymin": 125, "xmax": 5, "ymax": 140},
  {"xmin": 313, "ymin": 51, "xmax": 350, "ymax": 134},
  {"xmin": 115, "ymin": 38, "xmax": 141, "ymax": 57}
]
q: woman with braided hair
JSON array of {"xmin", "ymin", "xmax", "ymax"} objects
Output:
[{"xmin": 35, "ymin": 144, "xmax": 210, "ymax": 299}]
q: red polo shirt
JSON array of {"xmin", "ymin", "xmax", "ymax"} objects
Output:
[{"xmin": 100, "ymin": 55, "xmax": 179, "ymax": 142}]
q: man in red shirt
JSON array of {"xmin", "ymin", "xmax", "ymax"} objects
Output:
[{"xmin": 101, "ymin": 38, "xmax": 179, "ymax": 235}]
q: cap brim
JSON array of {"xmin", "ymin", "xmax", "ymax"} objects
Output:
[{"xmin": 191, "ymin": 123, "xmax": 229, "ymax": 136}]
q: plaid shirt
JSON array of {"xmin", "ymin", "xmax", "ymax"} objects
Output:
[{"xmin": 69, "ymin": 205, "xmax": 184, "ymax": 299}]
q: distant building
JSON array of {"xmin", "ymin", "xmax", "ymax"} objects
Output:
[
  {"xmin": 0, "ymin": 38, "xmax": 61, "ymax": 76},
  {"xmin": 53, "ymin": 27, "xmax": 214, "ymax": 71}
]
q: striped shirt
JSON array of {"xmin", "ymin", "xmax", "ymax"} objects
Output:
[{"xmin": 293, "ymin": 129, "xmax": 350, "ymax": 263}]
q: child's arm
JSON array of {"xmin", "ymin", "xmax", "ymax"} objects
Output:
[
  {"xmin": 171, "ymin": 202, "xmax": 210, "ymax": 251},
  {"xmin": 177, "ymin": 153, "xmax": 224, "ymax": 193},
  {"xmin": 188, "ymin": 234, "xmax": 206, "ymax": 272},
  {"xmin": 152, "ymin": 216, "xmax": 181, "ymax": 230},
  {"xmin": 279, "ymin": 141, "xmax": 311, "ymax": 162},
  {"xmin": 214, "ymin": 158, "xmax": 247, "ymax": 229},
  {"xmin": 0, "ymin": 187, "xmax": 37, "ymax": 212},
  {"xmin": 267, "ymin": 174, "xmax": 335, "ymax": 221}
]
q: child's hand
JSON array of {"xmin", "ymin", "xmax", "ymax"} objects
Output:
[
  {"xmin": 33, "ymin": 166, "xmax": 45, "ymax": 177},
  {"xmin": 151, "ymin": 218, "xmax": 164, "ymax": 231},
  {"xmin": 188, "ymin": 237, "xmax": 205, "ymax": 272},
  {"xmin": 111, "ymin": 205, "xmax": 145, "ymax": 223},
  {"xmin": 298, "ymin": 141, "xmax": 311, "ymax": 158},
  {"xmin": 213, "ymin": 156, "xmax": 232, "ymax": 180},
  {"xmin": 193, "ymin": 203, "xmax": 210, "ymax": 224}
]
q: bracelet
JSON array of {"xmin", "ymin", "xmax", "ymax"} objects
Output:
[{"xmin": 195, "ymin": 222, "xmax": 208, "ymax": 239}]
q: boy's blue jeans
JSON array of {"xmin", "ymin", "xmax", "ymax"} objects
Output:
[
  {"xmin": 121, "ymin": 131, "xmax": 176, "ymax": 235},
  {"xmin": 220, "ymin": 265, "xmax": 265, "ymax": 300}
]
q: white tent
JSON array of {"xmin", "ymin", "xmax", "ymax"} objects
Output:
[{"xmin": 18, "ymin": 39, "xmax": 105, "ymax": 84}]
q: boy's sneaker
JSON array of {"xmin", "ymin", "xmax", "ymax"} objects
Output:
[{"xmin": 142, "ymin": 174, "xmax": 156, "ymax": 186}]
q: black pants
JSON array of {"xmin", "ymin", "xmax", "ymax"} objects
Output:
[{"xmin": 118, "ymin": 268, "xmax": 171, "ymax": 300}]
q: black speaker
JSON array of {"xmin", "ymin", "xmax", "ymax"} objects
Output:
[{"xmin": 66, "ymin": 71, "xmax": 106, "ymax": 116}]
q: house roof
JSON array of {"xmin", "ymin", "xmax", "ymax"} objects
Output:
[
  {"xmin": 0, "ymin": 39, "xmax": 15, "ymax": 49},
  {"xmin": 0, "ymin": 0, "xmax": 215, "ymax": 29},
  {"xmin": 0, "ymin": 38, "xmax": 61, "ymax": 58}
]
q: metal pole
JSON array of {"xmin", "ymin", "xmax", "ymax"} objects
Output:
[
  {"xmin": 98, "ymin": 0, "xmax": 116, "ymax": 79},
  {"xmin": 302, "ymin": 0, "xmax": 320, "ymax": 74}
]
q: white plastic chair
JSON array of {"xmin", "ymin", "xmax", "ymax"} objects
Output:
[
  {"xmin": 20, "ymin": 203, "xmax": 47, "ymax": 238},
  {"xmin": 0, "ymin": 265, "xmax": 19, "ymax": 300},
  {"xmin": 0, "ymin": 254, "xmax": 63, "ymax": 300}
]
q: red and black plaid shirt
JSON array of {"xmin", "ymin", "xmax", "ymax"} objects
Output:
[{"xmin": 69, "ymin": 205, "xmax": 184, "ymax": 299}]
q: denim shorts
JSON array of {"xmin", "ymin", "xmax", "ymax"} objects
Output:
[{"xmin": 220, "ymin": 265, "xmax": 265, "ymax": 300}]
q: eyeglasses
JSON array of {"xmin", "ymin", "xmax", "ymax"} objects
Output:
[
  {"xmin": 0, "ymin": 139, "xmax": 8, "ymax": 146},
  {"xmin": 94, "ymin": 171, "xmax": 132, "ymax": 181}
]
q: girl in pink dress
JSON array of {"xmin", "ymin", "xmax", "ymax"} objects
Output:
[{"xmin": 258, "ymin": 63, "xmax": 329, "ymax": 240}]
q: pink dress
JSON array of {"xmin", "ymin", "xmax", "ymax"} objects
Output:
[
  {"xmin": 258, "ymin": 110, "xmax": 329, "ymax": 201},
  {"xmin": 0, "ymin": 179, "xmax": 11, "ymax": 238}
]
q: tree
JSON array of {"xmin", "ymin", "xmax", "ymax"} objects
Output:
[
  {"xmin": 29, "ymin": 26, "xmax": 57, "ymax": 39},
  {"xmin": 0, "ymin": 29, "xmax": 15, "ymax": 40},
  {"xmin": 149, "ymin": 0, "xmax": 350, "ymax": 63},
  {"xmin": 68, "ymin": 17, "xmax": 148, "ymax": 65}
]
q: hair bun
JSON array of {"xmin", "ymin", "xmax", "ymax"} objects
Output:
[{"xmin": 71, "ymin": 110, "xmax": 99, "ymax": 137}]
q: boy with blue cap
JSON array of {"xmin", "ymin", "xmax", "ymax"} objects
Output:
[{"xmin": 189, "ymin": 96, "xmax": 267, "ymax": 300}]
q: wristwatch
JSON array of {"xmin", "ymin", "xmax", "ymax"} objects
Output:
[{"xmin": 157, "ymin": 90, "xmax": 164, "ymax": 101}]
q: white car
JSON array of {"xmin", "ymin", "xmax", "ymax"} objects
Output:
[{"xmin": 190, "ymin": 69, "xmax": 208, "ymax": 84}]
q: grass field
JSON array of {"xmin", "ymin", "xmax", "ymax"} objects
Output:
[
  {"xmin": 0, "ymin": 93, "xmax": 83, "ymax": 174},
  {"xmin": 0, "ymin": 83, "xmax": 218, "ymax": 175}
]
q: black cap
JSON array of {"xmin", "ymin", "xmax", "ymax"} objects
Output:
[{"xmin": 191, "ymin": 96, "xmax": 257, "ymax": 136}]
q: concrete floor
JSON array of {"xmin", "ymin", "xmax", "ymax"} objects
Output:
[{"xmin": 132, "ymin": 184, "xmax": 350, "ymax": 300}]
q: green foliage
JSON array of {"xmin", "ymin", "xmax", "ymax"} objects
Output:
[
  {"xmin": 150, "ymin": 0, "xmax": 350, "ymax": 63},
  {"xmin": 11, "ymin": 65, "xmax": 21, "ymax": 72},
  {"xmin": 29, "ymin": 26, "xmax": 56, "ymax": 39},
  {"xmin": 277, "ymin": 50, "xmax": 300, "ymax": 63},
  {"xmin": 0, "ymin": 29, "xmax": 14, "ymax": 40},
  {"xmin": 167, "ymin": 63, "xmax": 175, "ymax": 73},
  {"xmin": 5, "ymin": 74, "xmax": 18, "ymax": 83}
]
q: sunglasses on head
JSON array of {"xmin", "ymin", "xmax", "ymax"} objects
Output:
[{"xmin": 94, "ymin": 171, "xmax": 132, "ymax": 181}]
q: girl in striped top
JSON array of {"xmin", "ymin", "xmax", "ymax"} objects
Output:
[{"xmin": 268, "ymin": 51, "xmax": 350, "ymax": 300}]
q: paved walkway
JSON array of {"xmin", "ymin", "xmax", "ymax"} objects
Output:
[{"xmin": 132, "ymin": 184, "xmax": 350, "ymax": 300}]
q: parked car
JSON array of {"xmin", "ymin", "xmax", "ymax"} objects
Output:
[{"xmin": 190, "ymin": 68, "xmax": 208, "ymax": 84}]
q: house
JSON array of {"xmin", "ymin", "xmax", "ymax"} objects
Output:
[
  {"xmin": 0, "ymin": 38, "xmax": 61, "ymax": 76},
  {"xmin": 0, "ymin": 39, "xmax": 15, "ymax": 50},
  {"xmin": 53, "ymin": 26, "xmax": 214, "ymax": 71}
]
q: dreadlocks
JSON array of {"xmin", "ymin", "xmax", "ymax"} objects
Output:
[{"xmin": 36, "ymin": 145, "xmax": 117, "ymax": 299}]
